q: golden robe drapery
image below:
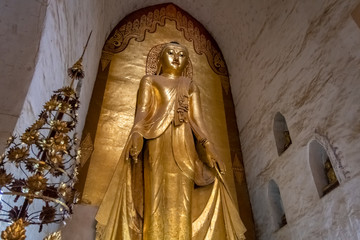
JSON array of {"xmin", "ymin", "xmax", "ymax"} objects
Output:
[{"xmin": 95, "ymin": 75, "xmax": 246, "ymax": 240}]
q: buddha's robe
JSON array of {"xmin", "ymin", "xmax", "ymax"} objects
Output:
[{"xmin": 95, "ymin": 75, "xmax": 246, "ymax": 240}]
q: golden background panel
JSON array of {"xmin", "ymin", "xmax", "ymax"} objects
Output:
[
  {"xmin": 82, "ymin": 20, "xmax": 237, "ymax": 207},
  {"xmin": 79, "ymin": 6, "xmax": 256, "ymax": 236}
]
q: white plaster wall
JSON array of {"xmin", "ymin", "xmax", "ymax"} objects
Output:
[
  {"xmin": 232, "ymin": 0, "xmax": 360, "ymax": 239},
  {"xmin": 0, "ymin": 0, "xmax": 47, "ymax": 151},
  {"xmin": 4, "ymin": 0, "xmax": 106, "ymax": 238}
]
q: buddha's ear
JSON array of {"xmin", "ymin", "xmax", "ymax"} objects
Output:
[
  {"xmin": 156, "ymin": 61, "xmax": 162, "ymax": 75},
  {"xmin": 182, "ymin": 67, "xmax": 186, "ymax": 77},
  {"xmin": 182, "ymin": 59, "xmax": 190, "ymax": 77}
]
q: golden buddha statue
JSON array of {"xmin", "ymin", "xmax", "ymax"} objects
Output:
[
  {"xmin": 283, "ymin": 130, "xmax": 291, "ymax": 151},
  {"xmin": 324, "ymin": 159, "xmax": 338, "ymax": 185},
  {"xmin": 95, "ymin": 42, "xmax": 246, "ymax": 240}
]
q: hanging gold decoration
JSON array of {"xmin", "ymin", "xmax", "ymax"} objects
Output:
[
  {"xmin": 1, "ymin": 219, "xmax": 26, "ymax": 240},
  {"xmin": 0, "ymin": 32, "xmax": 92, "ymax": 238},
  {"xmin": 43, "ymin": 231, "xmax": 62, "ymax": 240}
]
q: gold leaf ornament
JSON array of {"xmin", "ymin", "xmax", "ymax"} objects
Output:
[
  {"xmin": 56, "ymin": 87, "xmax": 76, "ymax": 97},
  {"xmin": 1, "ymin": 219, "xmax": 26, "ymax": 240},
  {"xmin": 58, "ymin": 102, "xmax": 71, "ymax": 112},
  {"xmin": 27, "ymin": 174, "xmax": 48, "ymax": 193},
  {"xmin": 21, "ymin": 129, "xmax": 39, "ymax": 145},
  {"xmin": 53, "ymin": 134, "xmax": 70, "ymax": 152},
  {"xmin": 68, "ymin": 58, "xmax": 85, "ymax": 80},
  {"xmin": 49, "ymin": 152, "xmax": 63, "ymax": 166},
  {"xmin": 50, "ymin": 120, "xmax": 70, "ymax": 133},
  {"xmin": 30, "ymin": 118, "xmax": 46, "ymax": 130},
  {"xmin": 6, "ymin": 136, "xmax": 15, "ymax": 147},
  {"xmin": 39, "ymin": 134, "xmax": 69, "ymax": 153},
  {"xmin": 58, "ymin": 183, "xmax": 70, "ymax": 197},
  {"xmin": 0, "ymin": 169, "xmax": 13, "ymax": 187},
  {"xmin": 7, "ymin": 147, "xmax": 29, "ymax": 163},
  {"xmin": 43, "ymin": 231, "xmax": 62, "ymax": 240},
  {"xmin": 44, "ymin": 98, "xmax": 59, "ymax": 111}
]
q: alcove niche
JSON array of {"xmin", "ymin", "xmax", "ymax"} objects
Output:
[
  {"xmin": 273, "ymin": 112, "xmax": 292, "ymax": 156},
  {"xmin": 76, "ymin": 3, "xmax": 256, "ymax": 239},
  {"xmin": 268, "ymin": 180, "xmax": 287, "ymax": 230},
  {"xmin": 309, "ymin": 140, "xmax": 339, "ymax": 197}
]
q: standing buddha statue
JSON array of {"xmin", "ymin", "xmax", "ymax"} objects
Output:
[{"xmin": 95, "ymin": 42, "xmax": 246, "ymax": 240}]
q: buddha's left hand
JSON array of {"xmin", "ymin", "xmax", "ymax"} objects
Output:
[
  {"xmin": 126, "ymin": 132, "xmax": 143, "ymax": 163},
  {"xmin": 204, "ymin": 142, "xmax": 226, "ymax": 174}
]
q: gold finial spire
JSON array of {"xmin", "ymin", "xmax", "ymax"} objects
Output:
[{"xmin": 68, "ymin": 31, "xmax": 92, "ymax": 85}]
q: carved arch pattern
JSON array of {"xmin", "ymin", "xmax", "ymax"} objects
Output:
[
  {"xmin": 103, "ymin": 3, "xmax": 228, "ymax": 76},
  {"xmin": 313, "ymin": 129, "xmax": 350, "ymax": 182}
]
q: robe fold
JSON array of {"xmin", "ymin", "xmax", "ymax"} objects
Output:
[{"xmin": 95, "ymin": 75, "xmax": 246, "ymax": 240}]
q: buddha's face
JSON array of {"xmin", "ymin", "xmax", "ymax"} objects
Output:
[{"xmin": 159, "ymin": 43, "xmax": 189, "ymax": 77}]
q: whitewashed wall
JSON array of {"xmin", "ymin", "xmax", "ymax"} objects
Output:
[
  {"xmin": 233, "ymin": 0, "xmax": 360, "ymax": 239},
  {"xmin": 0, "ymin": 0, "xmax": 47, "ymax": 151},
  {"xmin": 2, "ymin": 0, "xmax": 106, "ymax": 238}
]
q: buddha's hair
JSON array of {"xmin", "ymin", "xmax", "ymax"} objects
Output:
[{"xmin": 159, "ymin": 42, "xmax": 188, "ymax": 58}]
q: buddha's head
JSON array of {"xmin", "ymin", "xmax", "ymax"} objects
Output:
[
  {"xmin": 157, "ymin": 42, "xmax": 189, "ymax": 77},
  {"xmin": 324, "ymin": 159, "xmax": 332, "ymax": 170}
]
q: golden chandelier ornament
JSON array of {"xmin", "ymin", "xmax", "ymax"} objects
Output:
[
  {"xmin": 1, "ymin": 219, "xmax": 26, "ymax": 240},
  {"xmin": 0, "ymin": 32, "xmax": 92, "ymax": 239},
  {"xmin": 43, "ymin": 231, "xmax": 62, "ymax": 240}
]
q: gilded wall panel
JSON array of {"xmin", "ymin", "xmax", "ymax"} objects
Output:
[{"xmin": 79, "ymin": 4, "xmax": 255, "ymax": 238}]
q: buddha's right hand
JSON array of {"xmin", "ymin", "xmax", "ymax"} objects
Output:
[{"xmin": 126, "ymin": 132, "xmax": 143, "ymax": 163}]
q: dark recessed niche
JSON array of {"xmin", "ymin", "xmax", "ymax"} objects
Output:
[
  {"xmin": 268, "ymin": 180, "xmax": 287, "ymax": 230},
  {"xmin": 273, "ymin": 112, "xmax": 292, "ymax": 156},
  {"xmin": 351, "ymin": 3, "xmax": 360, "ymax": 29},
  {"xmin": 309, "ymin": 140, "xmax": 339, "ymax": 198}
]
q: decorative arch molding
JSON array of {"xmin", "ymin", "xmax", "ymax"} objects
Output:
[
  {"xmin": 312, "ymin": 129, "xmax": 350, "ymax": 183},
  {"xmin": 101, "ymin": 3, "xmax": 228, "ymax": 77},
  {"xmin": 308, "ymin": 139, "xmax": 339, "ymax": 197}
]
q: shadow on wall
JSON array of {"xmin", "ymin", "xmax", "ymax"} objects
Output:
[{"xmin": 268, "ymin": 179, "xmax": 287, "ymax": 231}]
